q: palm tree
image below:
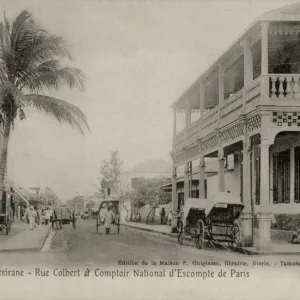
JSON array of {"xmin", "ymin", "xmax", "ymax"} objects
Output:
[{"xmin": 0, "ymin": 11, "xmax": 89, "ymax": 204}]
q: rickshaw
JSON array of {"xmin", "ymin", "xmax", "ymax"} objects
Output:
[
  {"xmin": 96, "ymin": 200, "xmax": 120, "ymax": 234},
  {"xmin": 52, "ymin": 206, "xmax": 76, "ymax": 230},
  {"xmin": 177, "ymin": 192, "xmax": 244, "ymax": 251},
  {"xmin": 0, "ymin": 191, "xmax": 12, "ymax": 235},
  {"xmin": 81, "ymin": 209, "xmax": 90, "ymax": 220}
]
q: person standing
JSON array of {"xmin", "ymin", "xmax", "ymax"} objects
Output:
[
  {"xmin": 104, "ymin": 206, "xmax": 115, "ymax": 234},
  {"xmin": 24, "ymin": 205, "xmax": 30, "ymax": 225},
  {"xmin": 34, "ymin": 206, "xmax": 40, "ymax": 226},
  {"xmin": 24, "ymin": 206, "xmax": 35, "ymax": 230},
  {"xmin": 160, "ymin": 208, "xmax": 166, "ymax": 225}
]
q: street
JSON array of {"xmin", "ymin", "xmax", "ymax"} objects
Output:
[
  {"xmin": 1, "ymin": 219, "xmax": 300, "ymax": 300},
  {"xmin": 0, "ymin": 219, "xmax": 251, "ymax": 267},
  {"xmin": 0, "ymin": 218, "xmax": 300, "ymax": 268}
]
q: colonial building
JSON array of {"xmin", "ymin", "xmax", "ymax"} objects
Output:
[{"xmin": 170, "ymin": 3, "xmax": 300, "ymax": 250}]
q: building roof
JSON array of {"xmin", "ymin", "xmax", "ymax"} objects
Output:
[
  {"xmin": 12, "ymin": 186, "xmax": 30, "ymax": 205},
  {"xmin": 261, "ymin": 2, "xmax": 300, "ymax": 21},
  {"xmin": 125, "ymin": 159, "xmax": 172, "ymax": 174},
  {"xmin": 172, "ymin": 2, "xmax": 300, "ymax": 108}
]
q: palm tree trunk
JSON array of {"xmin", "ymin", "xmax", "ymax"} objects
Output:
[{"xmin": 0, "ymin": 120, "xmax": 11, "ymax": 213}]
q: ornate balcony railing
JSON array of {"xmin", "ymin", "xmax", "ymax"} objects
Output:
[
  {"xmin": 173, "ymin": 72, "xmax": 300, "ymax": 153},
  {"xmin": 269, "ymin": 74, "xmax": 300, "ymax": 99}
]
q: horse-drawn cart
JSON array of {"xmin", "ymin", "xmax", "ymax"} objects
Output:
[
  {"xmin": 0, "ymin": 213, "xmax": 11, "ymax": 235},
  {"xmin": 177, "ymin": 192, "xmax": 244, "ymax": 251},
  {"xmin": 52, "ymin": 207, "xmax": 76, "ymax": 230}
]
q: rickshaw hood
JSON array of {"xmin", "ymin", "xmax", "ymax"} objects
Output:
[
  {"xmin": 205, "ymin": 192, "xmax": 243, "ymax": 215},
  {"xmin": 182, "ymin": 198, "xmax": 208, "ymax": 220}
]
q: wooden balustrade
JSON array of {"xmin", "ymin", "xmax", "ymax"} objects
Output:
[
  {"xmin": 269, "ymin": 74, "xmax": 300, "ymax": 99},
  {"xmin": 173, "ymin": 73, "xmax": 300, "ymax": 152}
]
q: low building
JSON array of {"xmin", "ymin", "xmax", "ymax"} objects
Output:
[{"xmin": 120, "ymin": 159, "xmax": 172, "ymax": 195}]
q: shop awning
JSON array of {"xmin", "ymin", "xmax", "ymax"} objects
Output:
[{"xmin": 12, "ymin": 187, "xmax": 29, "ymax": 206}]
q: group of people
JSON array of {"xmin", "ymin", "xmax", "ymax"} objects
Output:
[
  {"xmin": 160, "ymin": 208, "xmax": 172, "ymax": 225},
  {"xmin": 23, "ymin": 205, "xmax": 52, "ymax": 230},
  {"xmin": 131, "ymin": 213, "xmax": 141, "ymax": 222}
]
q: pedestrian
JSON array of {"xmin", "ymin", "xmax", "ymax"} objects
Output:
[
  {"xmin": 104, "ymin": 205, "xmax": 115, "ymax": 235},
  {"xmin": 24, "ymin": 205, "xmax": 30, "ymax": 225},
  {"xmin": 41, "ymin": 209, "xmax": 46, "ymax": 225},
  {"xmin": 24, "ymin": 206, "xmax": 35, "ymax": 230},
  {"xmin": 34, "ymin": 206, "xmax": 40, "ymax": 226},
  {"xmin": 160, "ymin": 208, "xmax": 166, "ymax": 225},
  {"xmin": 168, "ymin": 211, "xmax": 172, "ymax": 226}
]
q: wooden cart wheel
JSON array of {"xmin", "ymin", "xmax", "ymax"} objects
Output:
[
  {"xmin": 96, "ymin": 215, "xmax": 99, "ymax": 234},
  {"xmin": 229, "ymin": 223, "xmax": 241, "ymax": 250},
  {"xmin": 177, "ymin": 232, "xmax": 183, "ymax": 245},
  {"xmin": 177, "ymin": 220, "xmax": 183, "ymax": 245},
  {"xmin": 5, "ymin": 222, "xmax": 9, "ymax": 235},
  {"xmin": 195, "ymin": 219, "xmax": 204, "ymax": 249}
]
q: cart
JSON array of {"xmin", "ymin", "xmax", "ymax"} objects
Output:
[
  {"xmin": 177, "ymin": 192, "xmax": 244, "ymax": 251},
  {"xmin": 96, "ymin": 200, "xmax": 120, "ymax": 234},
  {"xmin": 52, "ymin": 206, "xmax": 76, "ymax": 230},
  {"xmin": 0, "ymin": 213, "xmax": 11, "ymax": 235}
]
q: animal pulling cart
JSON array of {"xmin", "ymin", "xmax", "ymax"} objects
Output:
[
  {"xmin": 52, "ymin": 207, "xmax": 76, "ymax": 230},
  {"xmin": 177, "ymin": 192, "xmax": 244, "ymax": 251}
]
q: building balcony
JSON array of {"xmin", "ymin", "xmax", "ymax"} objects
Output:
[{"xmin": 173, "ymin": 72, "xmax": 300, "ymax": 155}]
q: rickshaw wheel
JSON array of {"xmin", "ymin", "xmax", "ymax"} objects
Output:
[
  {"xmin": 229, "ymin": 223, "xmax": 241, "ymax": 250},
  {"xmin": 195, "ymin": 219, "xmax": 204, "ymax": 249},
  {"xmin": 177, "ymin": 232, "xmax": 183, "ymax": 245},
  {"xmin": 96, "ymin": 216, "xmax": 99, "ymax": 234},
  {"xmin": 195, "ymin": 235, "xmax": 202, "ymax": 249}
]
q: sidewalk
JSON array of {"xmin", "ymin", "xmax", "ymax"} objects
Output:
[
  {"xmin": 244, "ymin": 243, "xmax": 300, "ymax": 255},
  {"xmin": 0, "ymin": 219, "xmax": 51, "ymax": 252},
  {"xmin": 122, "ymin": 221, "xmax": 176, "ymax": 237},
  {"xmin": 122, "ymin": 221, "xmax": 300, "ymax": 255}
]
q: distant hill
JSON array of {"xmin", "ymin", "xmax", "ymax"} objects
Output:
[{"xmin": 126, "ymin": 159, "xmax": 172, "ymax": 174}]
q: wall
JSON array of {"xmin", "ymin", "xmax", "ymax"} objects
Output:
[
  {"xmin": 120, "ymin": 172, "xmax": 172, "ymax": 194},
  {"xmin": 137, "ymin": 203, "xmax": 172, "ymax": 224},
  {"xmin": 253, "ymin": 133, "xmax": 300, "ymax": 214},
  {"xmin": 206, "ymin": 155, "xmax": 241, "ymax": 200}
]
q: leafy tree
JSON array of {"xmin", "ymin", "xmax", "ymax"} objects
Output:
[
  {"xmin": 0, "ymin": 11, "xmax": 89, "ymax": 204},
  {"xmin": 29, "ymin": 187, "xmax": 41, "ymax": 195},
  {"xmin": 130, "ymin": 178, "xmax": 171, "ymax": 209},
  {"xmin": 100, "ymin": 150, "xmax": 123, "ymax": 193},
  {"xmin": 44, "ymin": 186, "xmax": 59, "ymax": 206}
]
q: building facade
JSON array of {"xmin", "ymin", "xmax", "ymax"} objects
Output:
[{"xmin": 170, "ymin": 3, "xmax": 300, "ymax": 250}]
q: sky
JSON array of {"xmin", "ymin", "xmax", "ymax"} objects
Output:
[{"xmin": 0, "ymin": 0, "xmax": 298, "ymax": 200}]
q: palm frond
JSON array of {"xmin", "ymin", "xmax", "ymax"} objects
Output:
[
  {"xmin": 18, "ymin": 60, "xmax": 85, "ymax": 92},
  {"xmin": 19, "ymin": 107, "xmax": 26, "ymax": 120},
  {"xmin": 0, "ymin": 81, "xmax": 24, "ymax": 106},
  {"xmin": 11, "ymin": 10, "xmax": 33, "ymax": 59},
  {"xmin": 23, "ymin": 94, "xmax": 90, "ymax": 135},
  {"xmin": 0, "ymin": 18, "xmax": 12, "ymax": 75}
]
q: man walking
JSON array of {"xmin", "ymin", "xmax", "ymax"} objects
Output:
[
  {"xmin": 24, "ymin": 206, "xmax": 36, "ymax": 230},
  {"xmin": 104, "ymin": 205, "xmax": 115, "ymax": 235}
]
